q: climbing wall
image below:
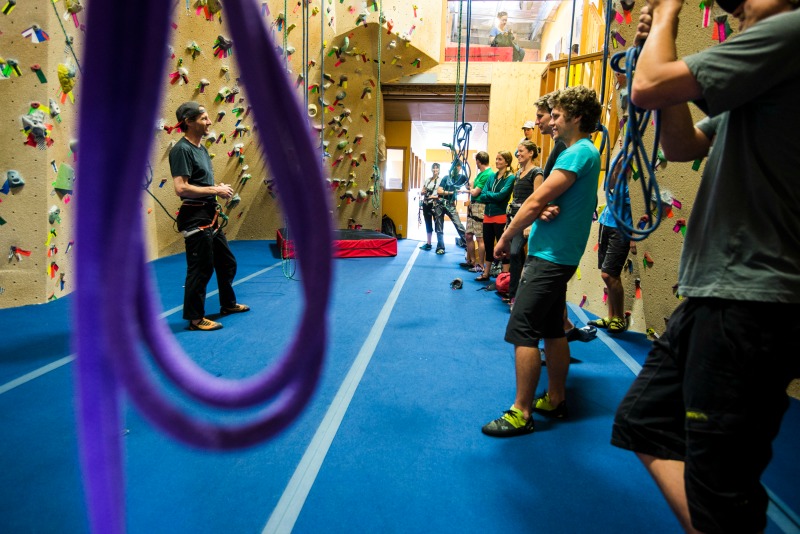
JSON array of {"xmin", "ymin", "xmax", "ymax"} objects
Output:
[
  {"xmin": 0, "ymin": 0, "xmax": 84, "ymax": 308},
  {"xmin": 144, "ymin": 0, "xmax": 442, "ymax": 254},
  {"xmin": 566, "ymin": 0, "xmax": 728, "ymax": 335}
]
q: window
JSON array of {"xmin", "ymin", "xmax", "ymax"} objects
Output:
[{"xmin": 384, "ymin": 148, "xmax": 405, "ymax": 191}]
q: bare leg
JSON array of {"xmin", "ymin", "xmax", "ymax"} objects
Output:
[
  {"xmin": 511, "ymin": 345, "xmax": 542, "ymax": 420},
  {"xmin": 542, "ymin": 336, "xmax": 570, "ymax": 405},
  {"xmin": 603, "ymin": 271, "xmax": 625, "ymax": 318},
  {"xmin": 563, "ymin": 306, "xmax": 575, "ymax": 332},
  {"xmin": 637, "ymin": 453, "xmax": 701, "ymax": 534},
  {"xmin": 465, "ymin": 232, "xmax": 475, "ymax": 264}
]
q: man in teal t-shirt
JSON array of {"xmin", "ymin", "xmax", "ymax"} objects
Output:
[{"xmin": 481, "ymin": 86, "xmax": 601, "ymax": 437}]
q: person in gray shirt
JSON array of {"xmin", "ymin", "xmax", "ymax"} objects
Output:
[{"xmin": 611, "ymin": 2, "xmax": 800, "ymax": 533}]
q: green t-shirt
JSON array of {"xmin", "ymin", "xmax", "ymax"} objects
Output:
[{"xmin": 471, "ymin": 168, "xmax": 493, "ymax": 202}]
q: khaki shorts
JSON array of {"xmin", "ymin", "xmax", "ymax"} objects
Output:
[{"xmin": 466, "ymin": 202, "xmax": 484, "ymax": 238}]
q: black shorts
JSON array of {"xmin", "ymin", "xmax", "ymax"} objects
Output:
[
  {"xmin": 597, "ymin": 224, "xmax": 630, "ymax": 277},
  {"xmin": 504, "ymin": 256, "xmax": 576, "ymax": 346},
  {"xmin": 611, "ymin": 298, "xmax": 800, "ymax": 533}
]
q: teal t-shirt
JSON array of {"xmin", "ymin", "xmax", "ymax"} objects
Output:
[
  {"xmin": 527, "ymin": 138, "xmax": 600, "ymax": 266},
  {"xmin": 471, "ymin": 168, "xmax": 493, "ymax": 201}
]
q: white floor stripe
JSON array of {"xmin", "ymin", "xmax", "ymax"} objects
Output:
[
  {"xmin": 0, "ymin": 356, "xmax": 76, "ymax": 395},
  {"xmin": 569, "ymin": 302, "xmax": 798, "ymax": 533},
  {"xmin": 263, "ymin": 248, "xmax": 420, "ymax": 534},
  {"xmin": 0, "ymin": 262, "xmax": 282, "ymax": 396}
]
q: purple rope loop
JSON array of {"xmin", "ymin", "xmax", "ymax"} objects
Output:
[{"xmin": 75, "ymin": 1, "xmax": 332, "ymax": 532}]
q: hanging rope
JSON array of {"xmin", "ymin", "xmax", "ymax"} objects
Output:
[
  {"xmin": 565, "ymin": 0, "xmax": 577, "ymax": 88},
  {"xmin": 594, "ymin": 0, "xmax": 617, "ymax": 171},
  {"xmin": 605, "ymin": 46, "xmax": 663, "ymax": 241},
  {"xmin": 50, "ymin": 0, "xmax": 83, "ymax": 75},
  {"xmin": 448, "ymin": 0, "xmax": 473, "ymax": 186},
  {"xmin": 371, "ymin": 1, "xmax": 384, "ymax": 209}
]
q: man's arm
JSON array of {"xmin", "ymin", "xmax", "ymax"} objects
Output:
[
  {"xmin": 659, "ymin": 104, "xmax": 712, "ymax": 161},
  {"xmin": 631, "ymin": 3, "xmax": 703, "ymax": 110},
  {"xmin": 173, "ymin": 176, "xmax": 233, "ymax": 199},
  {"xmin": 503, "ymin": 169, "xmax": 575, "ymax": 239}
]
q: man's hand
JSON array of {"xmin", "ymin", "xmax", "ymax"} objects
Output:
[
  {"xmin": 494, "ymin": 235, "xmax": 511, "ymax": 259},
  {"xmin": 635, "ymin": 4, "xmax": 653, "ymax": 45},
  {"xmin": 540, "ymin": 205, "xmax": 560, "ymax": 222},
  {"xmin": 216, "ymin": 183, "xmax": 234, "ymax": 199}
]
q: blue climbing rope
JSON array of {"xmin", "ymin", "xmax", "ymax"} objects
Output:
[
  {"xmin": 605, "ymin": 46, "xmax": 663, "ymax": 241},
  {"xmin": 449, "ymin": 0, "xmax": 473, "ymax": 187}
]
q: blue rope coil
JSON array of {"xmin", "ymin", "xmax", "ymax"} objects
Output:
[{"xmin": 605, "ymin": 46, "xmax": 663, "ymax": 241}]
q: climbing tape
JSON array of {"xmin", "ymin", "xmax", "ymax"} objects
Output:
[{"xmin": 605, "ymin": 46, "xmax": 663, "ymax": 242}]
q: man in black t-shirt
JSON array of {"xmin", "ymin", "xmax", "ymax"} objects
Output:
[{"xmin": 169, "ymin": 101, "xmax": 250, "ymax": 331}]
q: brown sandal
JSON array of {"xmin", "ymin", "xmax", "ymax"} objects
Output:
[{"xmin": 475, "ymin": 274, "xmax": 490, "ymax": 281}]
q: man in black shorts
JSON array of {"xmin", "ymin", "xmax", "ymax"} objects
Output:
[
  {"xmin": 611, "ymin": 0, "xmax": 800, "ymax": 531},
  {"xmin": 481, "ymin": 86, "xmax": 602, "ymax": 437},
  {"xmin": 588, "ymin": 177, "xmax": 631, "ymax": 333},
  {"xmin": 169, "ymin": 101, "xmax": 250, "ymax": 331}
]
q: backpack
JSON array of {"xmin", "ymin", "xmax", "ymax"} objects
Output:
[
  {"xmin": 495, "ymin": 272, "xmax": 510, "ymax": 295},
  {"xmin": 381, "ymin": 214, "xmax": 397, "ymax": 238}
]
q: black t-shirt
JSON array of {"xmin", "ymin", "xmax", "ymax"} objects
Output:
[
  {"xmin": 169, "ymin": 137, "xmax": 217, "ymax": 231},
  {"xmin": 509, "ymin": 166, "xmax": 543, "ymax": 215},
  {"xmin": 543, "ymin": 139, "xmax": 567, "ymax": 179}
]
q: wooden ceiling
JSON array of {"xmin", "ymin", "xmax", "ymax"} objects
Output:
[{"xmin": 382, "ymin": 84, "xmax": 491, "ymax": 123}]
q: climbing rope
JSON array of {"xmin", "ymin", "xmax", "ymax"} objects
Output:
[
  {"xmin": 448, "ymin": 0, "xmax": 473, "ymax": 186},
  {"xmin": 605, "ymin": 46, "xmax": 663, "ymax": 241},
  {"xmin": 49, "ymin": 0, "xmax": 83, "ymax": 75},
  {"xmin": 371, "ymin": 1, "xmax": 385, "ymax": 210}
]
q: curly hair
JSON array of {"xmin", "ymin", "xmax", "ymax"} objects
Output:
[
  {"xmin": 535, "ymin": 90, "xmax": 560, "ymax": 113},
  {"xmin": 548, "ymin": 85, "xmax": 602, "ymax": 134},
  {"xmin": 517, "ymin": 140, "xmax": 539, "ymax": 160}
]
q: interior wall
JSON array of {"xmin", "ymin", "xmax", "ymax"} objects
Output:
[
  {"xmin": 0, "ymin": 1, "xmax": 83, "ymax": 308},
  {"xmin": 383, "ymin": 121, "xmax": 412, "ymax": 237}
]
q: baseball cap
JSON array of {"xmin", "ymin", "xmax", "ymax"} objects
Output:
[
  {"xmin": 176, "ymin": 102, "xmax": 205, "ymax": 123},
  {"xmin": 522, "ymin": 120, "xmax": 535, "ymax": 129}
]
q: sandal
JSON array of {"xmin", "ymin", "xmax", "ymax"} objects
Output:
[{"xmin": 475, "ymin": 274, "xmax": 490, "ymax": 281}]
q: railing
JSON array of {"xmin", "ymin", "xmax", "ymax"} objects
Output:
[{"xmin": 537, "ymin": 51, "xmax": 621, "ymax": 175}]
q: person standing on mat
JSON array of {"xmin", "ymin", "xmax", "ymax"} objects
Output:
[
  {"xmin": 169, "ymin": 101, "xmax": 250, "ymax": 331},
  {"xmin": 419, "ymin": 162, "xmax": 441, "ymax": 251},
  {"xmin": 611, "ymin": 1, "xmax": 800, "ymax": 532},
  {"xmin": 474, "ymin": 151, "xmax": 515, "ymax": 281},
  {"xmin": 481, "ymin": 86, "xmax": 601, "ymax": 437},
  {"xmin": 434, "ymin": 160, "xmax": 468, "ymax": 255},
  {"xmin": 464, "ymin": 151, "xmax": 492, "ymax": 271},
  {"xmin": 537, "ymin": 91, "xmax": 597, "ymax": 342}
]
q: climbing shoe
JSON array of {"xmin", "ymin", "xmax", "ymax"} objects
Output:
[
  {"xmin": 608, "ymin": 316, "xmax": 627, "ymax": 333},
  {"xmin": 566, "ymin": 325, "xmax": 597, "ymax": 342},
  {"xmin": 436, "ymin": 248, "xmax": 445, "ymax": 255},
  {"xmin": 419, "ymin": 243, "xmax": 432, "ymax": 251},
  {"xmin": 188, "ymin": 318, "xmax": 223, "ymax": 331},
  {"xmin": 533, "ymin": 392, "xmax": 568, "ymax": 419},
  {"xmin": 482, "ymin": 407, "xmax": 535, "ymax": 437},
  {"xmin": 588, "ymin": 317, "xmax": 611, "ymax": 328},
  {"xmin": 220, "ymin": 303, "xmax": 251, "ymax": 316}
]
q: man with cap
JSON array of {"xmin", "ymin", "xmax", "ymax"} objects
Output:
[
  {"xmin": 610, "ymin": 0, "xmax": 800, "ymax": 532},
  {"xmin": 519, "ymin": 120, "xmax": 536, "ymax": 145},
  {"xmin": 169, "ymin": 102, "xmax": 250, "ymax": 331}
]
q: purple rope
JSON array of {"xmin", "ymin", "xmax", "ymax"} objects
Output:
[{"xmin": 75, "ymin": 1, "xmax": 332, "ymax": 532}]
